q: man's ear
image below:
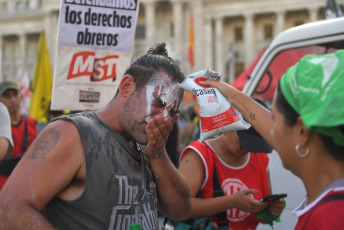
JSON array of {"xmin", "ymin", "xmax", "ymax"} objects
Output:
[{"xmin": 118, "ymin": 75, "xmax": 136, "ymax": 97}]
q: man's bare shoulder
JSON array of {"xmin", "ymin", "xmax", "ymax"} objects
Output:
[
  {"xmin": 0, "ymin": 118, "xmax": 85, "ymax": 211},
  {"xmin": 23, "ymin": 119, "xmax": 81, "ymax": 160}
]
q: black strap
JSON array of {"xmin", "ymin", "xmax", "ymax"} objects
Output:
[
  {"xmin": 304, "ymin": 193, "xmax": 344, "ymax": 226},
  {"xmin": 22, "ymin": 116, "xmax": 28, "ymax": 153},
  {"xmin": 212, "ymin": 165, "xmax": 228, "ymax": 228},
  {"xmin": 0, "ymin": 155, "xmax": 22, "ymax": 176}
]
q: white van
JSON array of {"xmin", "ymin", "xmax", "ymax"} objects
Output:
[{"xmin": 242, "ymin": 17, "xmax": 344, "ymax": 230}]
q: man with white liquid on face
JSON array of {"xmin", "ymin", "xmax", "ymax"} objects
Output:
[{"xmin": 0, "ymin": 43, "xmax": 191, "ymax": 230}]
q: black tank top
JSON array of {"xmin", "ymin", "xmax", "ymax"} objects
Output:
[{"xmin": 41, "ymin": 112, "xmax": 158, "ymax": 230}]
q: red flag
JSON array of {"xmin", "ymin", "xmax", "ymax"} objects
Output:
[{"xmin": 188, "ymin": 10, "xmax": 195, "ymax": 70}]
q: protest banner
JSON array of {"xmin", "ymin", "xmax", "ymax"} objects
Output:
[{"xmin": 51, "ymin": 0, "xmax": 139, "ymax": 110}]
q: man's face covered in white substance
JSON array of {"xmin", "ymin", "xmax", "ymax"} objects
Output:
[{"xmin": 120, "ymin": 71, "xmax": 184, "ymax": 145}]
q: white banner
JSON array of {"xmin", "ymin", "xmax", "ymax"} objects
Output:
[{"xmin": 51, "ymin": 0, "xmax": 139, "ymax": 110}]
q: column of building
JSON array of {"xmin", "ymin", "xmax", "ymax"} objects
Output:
[
  {"xmin": 43, "ymin": 10, "xmax": 57, "ymax": 68},
  {"xmin": 244, "ymin": 12, "xmax": 254, "ymax": 68},
  {"xmin": 215, "ymin": 16, "xmax": 224, "ymax": 75},
  {"xmin": 171, "ymin": 0, "xmax": 183, "ymax": 64},
  {"xmin": 1, "ymin": 1, "xmax": 13, "ymax": 79},
  {"xmin": 192, "ymin": 0, "xmax": 204, "ymax": 71},
  {"xmin": 7, "ymin": 0, "xmax": 15, "ymax": 12},
  {"xmin": 309, "ymin": 7, "xmax": 319, "ymax": 22},
  {"xmin": 143, "ymin": 0, "xmax": 156, "ymax": 48},
  {"xmin": 203, "ymin": 16, "xmax": 213, "ymax": 70},
  {"xmin": 19, "ymin": 33, "xmax": 26, "ymax": 73},
  {"xmin": 276, "ymin": 10, "xmax": 285, "ymax": 35},
  {"xmin": 29, "ymin": 0, "xmax": 39, "ymax": 9},
  {"xmin": 0, "ymin": 35, "xmax": 2, "ymax": 76}
]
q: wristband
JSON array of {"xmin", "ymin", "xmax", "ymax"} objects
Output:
[{"xmin": 144, "ymin": 151, "xmax": 160, "ymax": 159}]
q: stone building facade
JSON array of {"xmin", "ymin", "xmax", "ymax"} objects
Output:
[{"xmin": 0, "ymin": 0, "xmax": 342, "ymax": 83}]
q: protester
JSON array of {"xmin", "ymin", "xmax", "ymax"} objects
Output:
[
  {"xmin": 199, "ymin": 50, "xmax": 344, "ymax": 229},
  {"xmin": 178, "ymin": 97, "xmax": 285, "ymax": 229},
  {"xmin": 0, "ymin": 80, "xmax": 37, "ymax": 189},
  {"xmin": 0, "ymin": 43, "xmax": 191, "ymax": 229},
  {"xmin": 0, "ymin": 102, "xmax": 14, "ymax": 161}
]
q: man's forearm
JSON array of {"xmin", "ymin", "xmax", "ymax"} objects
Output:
[
  {"xmin": 0, "ymin": 205, "xmax": 56, "ymax": 230},
  {"xmin": 148, "ymin": 151, "xmax": 191, "ymax": 221}
]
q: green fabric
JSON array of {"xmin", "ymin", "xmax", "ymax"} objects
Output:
[
  {"xmin": 280, "ymin": 50, "xmax": 344, "ymax": 146},
  {"xmin": 257, "ymin": 208, "xmax": 281, "ymax": 228},
  {"xmin": 129, "ymin": 223, "xmax": 142, "ymax": 230}
]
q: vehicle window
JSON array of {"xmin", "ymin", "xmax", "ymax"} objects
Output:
[{"xmin": 253, "ymin": 45, "xmax": 340, "ymax": 102}]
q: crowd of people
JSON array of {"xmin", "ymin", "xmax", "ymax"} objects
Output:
[{"xmin": 0, "ymin": 44, "xmax": 343, "ymax": 230}]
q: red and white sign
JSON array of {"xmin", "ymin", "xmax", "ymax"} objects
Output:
[{"xmin": 51, "ymin": 0, "xmax": 139, "ymax": 110}]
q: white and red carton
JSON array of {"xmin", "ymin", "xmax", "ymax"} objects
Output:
[{"xmin": 180, "ymin": 68, "xmax": 250, "ymax": 142}]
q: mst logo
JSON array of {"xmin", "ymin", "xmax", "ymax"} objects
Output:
[{"xmin": 67, "ymin": 51, "xmax": 119, "ymax": 81}]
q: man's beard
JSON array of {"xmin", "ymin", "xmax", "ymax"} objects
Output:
[{"xmin": 119, "ymin": 94, "xmax": 148, "ymax": 145}]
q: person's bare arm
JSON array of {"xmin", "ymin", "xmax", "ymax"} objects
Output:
[
  {"xmin": 179, "ymin": 149, "xmax": 267, "ymax": 219},
  {"xmin": 0, "ymin": 137, "xmax": 10, "ymax": 161},
  {"xmin": 0, "ymin": 120, "xmax": 84, "ymax": 229},
  {"xmin": 0, "ymin": 102, "xmax": 13, "ymax": 160},
  {"xmin": 200, "ymin": 80, "xmax": 277, "ymax": 150},
  {"xmin": 144, "ymin": 115, "xmax": 191, "ymax": 222}
]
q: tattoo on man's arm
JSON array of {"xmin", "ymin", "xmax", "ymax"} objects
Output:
[
  {"xmin": 30, "ymin": 129, "xmax": 61, "ymax": 159},
  {"xmin": 249, "ymin": 113, "xmax": 256, "ymax": 121}
]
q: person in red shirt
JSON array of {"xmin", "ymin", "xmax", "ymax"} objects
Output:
[
  {"xmin": 178, "ymin": 98, "xmax": 285, "ymax": 230},
  {"xmin": 0, "ymin": 80, "xmax": 37, "ymax": 190}
]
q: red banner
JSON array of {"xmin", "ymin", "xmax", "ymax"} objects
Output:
[{"xmin": 188, "ymin": 10, "xmax": 194, "ymax": 70}]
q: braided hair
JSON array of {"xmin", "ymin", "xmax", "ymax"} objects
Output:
[{"xmin": 124, "ymin": 43, "xmax": 185, "ymax": 91}]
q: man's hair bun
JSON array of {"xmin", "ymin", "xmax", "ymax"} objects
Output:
[{"xmin": 147, "ymin": 43, "xmax": 168, "ymax": 57}]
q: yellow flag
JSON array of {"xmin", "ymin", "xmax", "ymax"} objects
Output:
[{"xmin": 29, "ymin": 31, "xmax": 53, "ymax": 122}]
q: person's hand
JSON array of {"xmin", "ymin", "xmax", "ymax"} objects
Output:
[
  {"xmin": 267, "ymin": 199, "xmax": 285, "ymax": 217},
  {"xmin": 231, "ymin": 189, "xmax": 268, "ymax": 213},
  {"xmin": 199, "ymin": 79, "xmax": 237, "ymax": 99},
  {"xmin": 144, "ymin": 115, "xmax": 173, "ymax": 159}
]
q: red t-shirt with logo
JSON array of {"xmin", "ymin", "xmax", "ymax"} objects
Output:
[
  {"xmin": 294, "ymin": 180, "xmax": 344, "ymax": 230},
  {"xmin": 181, "ymin": 140, "xmax": 270, "ymax": 230},
  {"xmin": 0, "ymin": 115, "xmax": 37, "ymax": 190}
]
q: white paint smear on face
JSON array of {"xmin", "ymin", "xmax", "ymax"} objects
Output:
[
  {"xmin": 144, "ymin": 72, "xmax": 183, "ymax": 123},
  {"xmin": 163, "ymin": 109, "xmax": 168, "ymax": 117}
]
